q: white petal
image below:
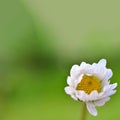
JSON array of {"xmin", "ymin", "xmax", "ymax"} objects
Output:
[
  {"xmin": 92, "ymin": 68, "xmax": 112, "ymax": 85},
  {"xmin": 98, "ymin": 59, "xmax": 106, "ymax": 67},
  {"xmin": 64, "ymin": 87, "xmax": 78, "ymax": 100},
  {"xmin": 67, "ymin": 76, "xmax": 73, "ymax": 86},
  {"xmin": 91, "ymin": 64, "xmax": 106, "ymax": 80},
  {"xmin": 64, "ymin": 87, "xmax": 74, "ymax": 94},
  {"xmin": 94, "ymin": 97, "xmax": 110, "ymax": 106},
  {"xmin": 76, "ymin": 91, "xmax": 88, "ymax": 102},
  {"xmin": 74, "ymin": 74, "xmax": 84, "ymax": 87},
  {"xmin": 79, "ymin": 62, "xmax": 86, "ymax": 68},
  {"xmin": 71, "ymin": 94, "xmax": 78, "ymax": 100},
  {"xmin": 86, "ymin": 102, "xmax": 97, "ymax": 116},
  {"xmin": 110, "ymin": 83, "xmax": 117, "ymax": 89},
  {"xmin": 101, "ymin": 78, "xmax": 109, "ymax": 86},
  {"xmin": 70, "ymin": 65, "xmax": 80, "ymax": 77},
  {"xmin": 91, "ymin": 59, "xmax": 112, "ymax": 82},
  {"xmin": 102, "ymin": 83, "xmax": 117, "ymax": 97},
  {"xmin": 106, "ymin": 89, "xmax": 117, "ymax": 96},
  {"xmin": 104, "ymin": 69, "xmax": 113, "ymax": 80},
  {"xmin": 79, "ymin": 62, "xmax": 92, "ymax": 74},
  {"xmin": 89, "ymin": 91, "xmax": 99, "ymax": 101}
]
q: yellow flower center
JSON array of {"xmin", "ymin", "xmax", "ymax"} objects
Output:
[{"xmin": 76, "ymin": 75, "xmax": 101, "ymax": 94}]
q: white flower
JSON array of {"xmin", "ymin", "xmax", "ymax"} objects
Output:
[{"xmin": 64, "ymin": 59, "xmax": 117, "ymax": 116}]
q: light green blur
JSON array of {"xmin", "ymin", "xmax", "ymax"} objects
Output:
[{"xmin": 0, "ymin": 0, "xmax": 119, "ymax": 120}]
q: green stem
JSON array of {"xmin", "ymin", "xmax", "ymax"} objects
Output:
[{"xmin": 81, "ymin": 102, "xmax": 87, "ymax": 120}]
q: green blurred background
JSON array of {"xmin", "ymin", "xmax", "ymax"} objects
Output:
[{"xmin": 0, "ymin": 0, "xmax": 119, "ymax": 120}]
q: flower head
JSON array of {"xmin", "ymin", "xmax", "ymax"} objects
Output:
[{"xmin": 65, "ymin": 59, "xmax": 117, "ymax": 116}]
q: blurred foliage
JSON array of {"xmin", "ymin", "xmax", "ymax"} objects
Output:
[{"xmin": 0, "ymin": 0, "xmax": 120, "ymax": 120}]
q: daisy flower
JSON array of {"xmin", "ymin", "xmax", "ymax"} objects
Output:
[{"xmin": 65, "ymin": 59, "xmax": 117, "ymax": 116}]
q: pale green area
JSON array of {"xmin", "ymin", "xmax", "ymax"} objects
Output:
[{"xmin": 0, "ymin": 0, "xmax": 120, "ymax": 120}]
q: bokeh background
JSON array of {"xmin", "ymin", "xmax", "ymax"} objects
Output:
[{"xmin": 0, "ymin": 0, "xmax": 120, "ymax": 120}]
